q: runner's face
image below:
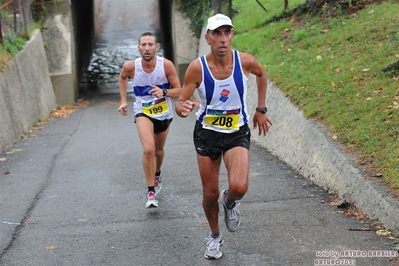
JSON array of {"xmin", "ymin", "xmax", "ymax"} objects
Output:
[
  {"xmin": 206, "ymin": 25, "xmax": 234, "ymax": 56},
  {"xmin": 138, "ymin": 36, "xmax": 159, "ymax": 61}
]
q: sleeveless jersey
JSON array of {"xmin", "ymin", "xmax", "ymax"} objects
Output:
[
  {"xmin": 132, "ymin": 56, "xmax": 173, "ymax": 120},
  {"xmin": 196, "ymin": 50, "xmax": 249, "ymax": 133}
]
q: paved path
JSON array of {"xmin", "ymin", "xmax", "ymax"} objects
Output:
[{"xmin": 0, "ymin": 94, "xmax": 398, "ymax": 266}]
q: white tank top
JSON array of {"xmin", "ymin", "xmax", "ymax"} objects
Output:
[
  {"xmin": 196, "ymin": 50, "xmax": 249, "ymax": 133},
  {"xmin": 132, "ymin": 56, "xmax": 173, "ymax": 120}
]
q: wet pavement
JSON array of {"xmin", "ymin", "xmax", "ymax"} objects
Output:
[{"xmin": 0, "ymin": 94, "xmax": 398, "ymax": 265}]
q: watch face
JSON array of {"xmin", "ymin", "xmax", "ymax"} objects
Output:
[{"xmin": 256, "ymin": 107, "xmax": 267, "ymax": 114}]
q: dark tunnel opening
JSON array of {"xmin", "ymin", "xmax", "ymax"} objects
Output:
[
  {"xmin": 71, "ymin": 0, "xmax": 175, "ymax": 95},
  {"xmin": 70, "ymin": 0, "xmax": 96, "ymax": 91},
  {"xmin": 158, "ymin": 0, "xmax": 174, "ymax": 62}
]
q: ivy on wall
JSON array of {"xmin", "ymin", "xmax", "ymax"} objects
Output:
[{"xmin": 177, "ymin": 0, "xmax": 211, "ymax": 38}]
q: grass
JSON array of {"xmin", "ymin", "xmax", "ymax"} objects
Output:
[
  {"xmin": 0, "ymin": 36, "xmax": 26, "ymax": 71},
  {"xmin": 232, "ymin": 0, "xmax": 399, "ymax": 191},
  {"xmin": 0, "ymin": 22, "xmax": 40, "ymax": 72},
  {"xmin": 0, "ymin": 46, "xmax": 12, "ymax": 71}
]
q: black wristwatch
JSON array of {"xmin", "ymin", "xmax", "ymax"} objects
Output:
[
  {"xmin": 162, "ymin": 88, "xmax": 168, "ymax": 96},
  {"xmin": 256, "ymin": 107, "xmax": 267, "ymax": 114}
]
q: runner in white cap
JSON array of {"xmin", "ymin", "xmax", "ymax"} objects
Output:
[{"xmin": 176, "ymin": 13, "xmax": 272, "ymax": 259}]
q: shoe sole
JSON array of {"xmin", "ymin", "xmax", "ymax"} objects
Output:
[
  {"xmin": 146, "ymin": 202, "xmax": 158, "ymax": 208},
  {"xmin": 204, "ymin": 251, "xmax": 222, "ymax": 260}
]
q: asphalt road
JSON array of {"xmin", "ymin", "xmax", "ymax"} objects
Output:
[{"xmin": 0, "ymin": 94, "xmax": 398, "ymax": 266}]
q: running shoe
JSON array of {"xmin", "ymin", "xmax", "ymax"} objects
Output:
[
  {"xmin": 154, "ymin": 170, "xmax": 162, "ymax": 195},
  {"xmin": 221, "ymin": 189, "xmax": 241, "ymax": 232},
  {"xmin": 145, "ymin": 191, "xmax": 158, "ymax": 208},
  {"xmin": 204, "ymin": 234, "xmax": 223, "ymax": 259}
]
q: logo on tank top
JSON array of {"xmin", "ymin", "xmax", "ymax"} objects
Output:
[{"xmin": 219, "ymin": 88, "xmax": 230, "ymax": 102}]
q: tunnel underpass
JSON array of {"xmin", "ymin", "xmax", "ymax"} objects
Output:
[{"xmin": 71, "ymin": 0, "xmax": 174, "ymax": 96}]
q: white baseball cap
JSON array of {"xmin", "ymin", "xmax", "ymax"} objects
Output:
[{"xmin": 206, "ymin": 13, "xmax": 235, "ymax": 32}]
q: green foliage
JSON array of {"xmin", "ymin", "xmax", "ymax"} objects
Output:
[
  {"xmin": 31, "ymin": 0, "xmax": 58, "ymax": 21},
  {"xmin": 178, "ymin": 0, "xmax": 211, "ymax": 38},
  {"xmin": 2, "ymin": 35, "xmax": 26, "ymax": 55},
  {"xmin": 0, "ymin": 1, "xmax": 49, "ymax": 70}
]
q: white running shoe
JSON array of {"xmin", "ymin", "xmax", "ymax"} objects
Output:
[
  {"xmin": 204, "ymin": 234, "xmax": 223, "ymax": 259},
  {"xmin": 145, "ymin": 191, "xmax": 158, "ymax": 208},
  {"xmin": 154, "ymin": 170, "xmax": 162, "ymax": 195},
  {"xmin": 221, "ymin": 189, "xmax": 241, "ymax": 232}
]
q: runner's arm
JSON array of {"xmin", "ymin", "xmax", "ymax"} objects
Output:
[
  {"xmin": 118, "ymin": 61, "xmax": 135, "ymax": 116},
  {"xmin": 242, "ymin": 53, "xmax": 273, "ymax": 135},
  {"xmin": 163, "ymin": 59, "xmax": 182, "ymax": 98},
  {"xmin": 175, "ymin": 60, "xmax": 200, "ymax": 117}
]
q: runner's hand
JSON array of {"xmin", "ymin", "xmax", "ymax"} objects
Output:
[
  {"xmin": 180, "ymin": 100, "xmax": 196, "ymax": 117},
  {"xmin": 118, "ymin": 103, "xmax": 128, "ymax": 116},
  {"xmin": 149, "ymin": 85, "xmax": 163, "ymax": 98},
  {"xmin": 253, "ymin": 112, "xmax": 272, "ymax": 136}
]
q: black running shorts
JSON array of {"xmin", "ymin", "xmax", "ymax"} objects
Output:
[
  {"xmin": 193, "ymin": 121, "xmax": 251, "ymax": 160},
  {"xmin": 135, "ymin": 113, "xmax": 172, "ymax": 134}
]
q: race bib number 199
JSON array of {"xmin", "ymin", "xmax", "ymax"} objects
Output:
[{"xmin": 142, "ymin": 98, "xmax": 169, "ymax": 117}]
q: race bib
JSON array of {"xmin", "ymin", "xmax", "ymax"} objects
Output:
[
  {"xmin": 142, "ymin": 98, "xmax": 169, "ymax": 117},
  {"xmin": 203, "ymin": 106, "xmax": 240, "ymax": 132}
]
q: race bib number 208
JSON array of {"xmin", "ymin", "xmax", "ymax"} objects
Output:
[{"xmin": 203, "ymin": 107, "xmax": 240, "ymax": 132}]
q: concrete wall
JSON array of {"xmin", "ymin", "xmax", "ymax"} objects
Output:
[
  {"xmin": 249, "ymin": 79, "xmax": 399, "ymax": 235},
  {"xmin": 93, "ymin": 0, "xmax": 102, "ymax": 37},
  {"xmin": 0, "ymin": 30, "xmax": 57, "ymax": 152},
  {"xmin": 41, "ymin": 0, "xmax": 77, "ymax": 106},
  {"xmin": 171, "ymin": 1, "xmax": 199, "ymax": 83}
]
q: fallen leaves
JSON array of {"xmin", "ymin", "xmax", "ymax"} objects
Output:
[
  {"xmin": 382, "ymin": 94, "xmax": 399, "ymax": 119},
  {"xmin": 376, "ymin": 229, "xmax": 392, "ymax": 236},
  {"xmin": 327, "ymin": 194, "xmax": 395, "ymax": 237},
  {"xmin": 26, "ymin": 220, "xmax": 41, "ymax": 225},
  {"xmin": 50, "ymin": 100, "xmax": 91, "ymax": 119},
  {"xmin": 50, "ymin": 105, "xmax": 78, "ymax": 118},
  {"xmin": 6, "ymin": 148, "xmax": 22, "ymax": 154}
]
